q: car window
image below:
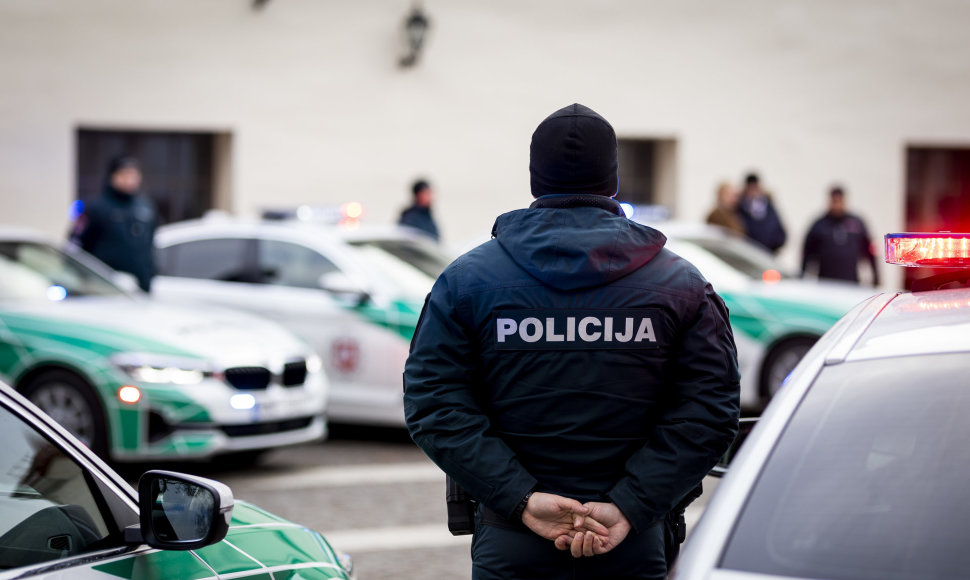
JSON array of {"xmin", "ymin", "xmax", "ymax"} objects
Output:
[
  {"xmin": 0, "ymin": 242, "xmax": 122, "ymax": 300},
  {"xmin": 0, "ymin": 403, "xmax": 112, "ymax": 569},
  {"xmin": 349, "ymin": 245, "xmax": 436, "ymax": 299},
  {"xmin": 720, "ymin": 353, "xmax": 970, "ymax": 579},
  {"xmin": 259, "ymin": 240, "xmax": 339, "ymax": 289},
  {"xmin": 346, "ymin": 239, "xmax": 452, "ymax": 278},
  {"xmin": 681, "ymin": 235, "xmax": 792, "ymax": 281},
  {"xmin": 157, "ymin": 238, "xmax": 255, "ymax": 282}
]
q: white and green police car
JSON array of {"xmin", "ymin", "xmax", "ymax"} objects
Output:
[
  {"xmin": 630, "ymin": 220, "xmax": 879, "ymax": 409},
  {"xmin": 153, "ymin": 212, "xmax": 451, "ymax": 428},
  {"xmin": 0, "ymin": 227, "xmax": 328, "ymax": 461},
  {"xmin": 0, "ymin": 378, "xmax": 354, "ymax": 579}
]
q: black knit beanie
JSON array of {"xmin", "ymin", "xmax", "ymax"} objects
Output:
[{"xmin": 529, "ymin": 103, "xmax": 618, "ymax": 198}]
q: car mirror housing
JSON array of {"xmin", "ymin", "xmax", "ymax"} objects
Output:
[
  {"xmin": 710, "ymin": 417, "xmax": 758, "ymax": 478},
  {"xmin": 130, "ymin": 470, "xmax": 234, "ymax": 551},
  {"xmin": 318, "ymin": 272, "xmax": 371, "ymax": 306}
]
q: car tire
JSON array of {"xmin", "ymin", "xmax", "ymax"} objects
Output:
[
  {"xmin": 21, "ymin": 370, "xmax": 108, "ymax": 458},
  {"xmin": 759, "ymin": 337, "xmax": 817, "ymax": 407}
]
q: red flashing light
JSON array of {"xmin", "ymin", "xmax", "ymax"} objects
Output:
[
  {"xmin": 885, "ymin": 233, "xmax": 970, "ymax": 267},
  {"xmin": 762, "ymin": 269, "xmax": 782, "ymax": 284}
]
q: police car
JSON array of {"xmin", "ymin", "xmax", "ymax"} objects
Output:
[
  {"xmin": 0, "ymin": 379, "xmax": 354, "ymax": 579},
  {"xmin": 672, "ymin": 232, "xmax": 970, "ymax": 580},
  {"xmin": 634, "ymin": 220, "xmax": 879, "ymax": 409},
  {"xmin": 152, "ymin": 211, "xmax": 452, "ymax": 427},
  {"xmin": 0, "ymin": 227, "xmax": 328, "ymax": 461}
]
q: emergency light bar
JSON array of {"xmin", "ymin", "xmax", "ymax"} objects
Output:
[{"xmin": 885, "ymin": 233, "xmax": 970, "ymax": 267}]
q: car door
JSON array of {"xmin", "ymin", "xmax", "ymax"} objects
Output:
[{"xmin": 0, "ymin": 389, "xmax": 215, "ymax": 579}]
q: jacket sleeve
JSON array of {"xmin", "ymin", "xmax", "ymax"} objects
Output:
[
  {"xmin": 403, "ymin": 264, "xmax": 537, "ymax": 518},
  {"xmin": 607, "ymin": 274, "xmax": 740, "ymax": 532}
]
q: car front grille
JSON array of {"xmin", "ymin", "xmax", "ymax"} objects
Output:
[
  {"xmin": 225, "ymin": 366, "xmax": 272, "ymax": 390},
  {"xmin": 282, "ymin": 361, "xmax": 308, "ymax": 386},
  {"xmin": 220, "ymin": 416, "xmax": 315, "ymax": 437},
  {"xmin": 224, "ymin": 360, "xmax": 309, "ymax": 390}
]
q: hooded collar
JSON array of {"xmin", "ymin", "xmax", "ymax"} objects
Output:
[
  {"xmin": 491, "ymin": 201, "xmax": 666, "ymax": 291},
  {"xmin": 528, "ymin": 194, "xmax": 625, "ymax": 215}
]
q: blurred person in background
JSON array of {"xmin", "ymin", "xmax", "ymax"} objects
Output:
[
  {"xmin": 736, "ymin": 172, "xmax": 787, "ymax": 254},
  {"xmin": 801, "ymin": 185, "xmax": 879, "ymax": 286},
  {"xmin": 705, "ymin": 181, "xmax": 745, "ymax": 236},
  {"xmin": 398, "ymin": 178, "xmax": 440, "ymax": 241},
  {"xmin": 70, "ymin": 155, "xmax": 157, "ymax": 292}
]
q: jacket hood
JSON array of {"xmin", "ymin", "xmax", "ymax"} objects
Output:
[{"xmin": 492, "ymin": 201, "xmax": 667, "ymax": 291}]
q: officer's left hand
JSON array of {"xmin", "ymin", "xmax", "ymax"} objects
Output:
[{"xmin": 521, "ymin": 492, "xmax": 608, "ymax": 541}]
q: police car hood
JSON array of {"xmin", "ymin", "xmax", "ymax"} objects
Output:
[{"xmin": 493, "ymin": 207, "xmax": 666, "ymax": 291}]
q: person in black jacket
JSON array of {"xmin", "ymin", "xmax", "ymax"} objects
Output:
[
  {"xmin": 737, "ymin": 172, "xmax": 787, "ymax": 254},
  {"xmin": 403, "ymin": 103, "xmax": 740, "ymax": 580},
  {"xmin": 801, "ymin": 185, "xmax": 879, "ymax": 285},
  {"xmin": 70, "ymin": 156, "xmax": 158, "ymax": 292},
  {"xmin": 398, "ymin": 179, "xmax": 440, "ymax": 241}
]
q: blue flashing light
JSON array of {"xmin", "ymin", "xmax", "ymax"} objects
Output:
[{"xmin": 68, "ymin": 200, "xmax": 84, "ymax": 222}]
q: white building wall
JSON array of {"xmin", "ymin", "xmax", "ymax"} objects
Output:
[{"xmin": 2, "ymin": 0, "xmax": 970, "ymax": 284}]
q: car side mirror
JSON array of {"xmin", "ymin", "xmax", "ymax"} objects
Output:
[
  {"xmin": 709, "ymin": 417, "xmax": 758, "ymax": 478},
  {"xmin": 318, "ymin": 272, "xmax": 370, "ymax": 306},
  {"xmin": 125, "ymin": 470, "xmax": 234, "ymax": 550},
  {"xmin": 112, "ymin": 271, "xmax": 142, "ymax": 294}
]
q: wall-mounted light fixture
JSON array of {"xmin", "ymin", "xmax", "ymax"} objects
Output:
[{"xmin": 399, "ymin": 5, "xmax": 430, "ymax": 68}]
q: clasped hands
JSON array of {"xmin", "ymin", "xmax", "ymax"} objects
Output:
[{"xmin": 520, "ymin": 491, "xmax": 631, "ymax": 558}]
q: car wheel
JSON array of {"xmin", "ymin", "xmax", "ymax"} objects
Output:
[
  {"xmin": 22, "ymin": 370, "xmax": 108, "ymax": 458},
  {"xmin": 760, "ymin": 337, "xmax": 817, "ymax": 406}
]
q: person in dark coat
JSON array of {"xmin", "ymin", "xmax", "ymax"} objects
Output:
[
  {"xmin": 70, "ymin": 156, "xmax": 158, "ymax": 292},
  {"xmin": 736, "ymin": 172, "xmax": 787, "ymax": 254},
  {"xmin": 398, "ymin": 179, "xmax": 440, "ymax": 241},
  {"xmin": 801, "ymin": 185, "xmax": 880, "ymax": 285},
  {"xmin": 403, "ymin": 103, "xmax": 740, "ymax": 580}
]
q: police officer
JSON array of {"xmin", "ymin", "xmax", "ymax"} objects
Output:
[
  {"xmin": 403, "ymin": 103, "xmax": 740, "ymax": 580},
  {"xmin": 71, "ymin": 156, "xmax": 158, "ymax": 292}
]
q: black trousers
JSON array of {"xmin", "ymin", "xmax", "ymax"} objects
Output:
[{"xmin": 471, "ymin": 508, "xmax": 666, "ymax": 580}]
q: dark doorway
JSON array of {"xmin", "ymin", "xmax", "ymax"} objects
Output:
[
  {"xmin": 76, "ymin": 129, "xmax": 227, "ymax": 226},
  {"xmin": 904, "ymin": 146, "xmax": 970, "ymax": 289},
  {"xmin": 617, "ymin": 138, "xmax": 677, "ymax": 217}
]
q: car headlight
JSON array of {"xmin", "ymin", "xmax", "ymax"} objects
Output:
[
  {"xmin": 306, "ymin": 353, "xmax": 323, "ymax": 374},
  {"xmin": 111, "ymin": 353, "xmax": 212, "ymax": 385}
]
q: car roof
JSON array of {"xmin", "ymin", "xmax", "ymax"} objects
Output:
[
  {"xmin": 156, "ymin": 213, "xmax": 430, "ymax": 243},
  {"xmin": 821, "ymin": 287, "xmax": 970, "ymax": 363},
  {"xmin": 632, "ymin": 219, "xmax": 737, "ymax": 240}
]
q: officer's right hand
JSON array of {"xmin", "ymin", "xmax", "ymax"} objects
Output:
[
  {"xmin": 554, "ymin": 501, "xmax": 631, "ymax": 558},
  {"xmin": 521, "ymin": 492, "xmax": 608, "ymax": 541}
]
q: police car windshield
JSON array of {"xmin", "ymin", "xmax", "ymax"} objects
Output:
[
  {"xmin": 682, "ymin": 235, "xmax": 793, "ymax": 281},
  {"xmin": 346, "ymin": 239, "xmax": 452, "ymax": 279},
  {"xmin": 721, "ymin": 353, "xmax": 970, "ymax": 579},
  {"xmin": 348, "ymin": 244, "xmax": 437, "ymax": 299},
  {"xmin": 0, "ymin": 242, "xmax": 124, "ymax": 301}
]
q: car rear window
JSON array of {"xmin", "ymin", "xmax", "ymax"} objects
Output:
[{"xmin": 720, "ymin": 353, "xmax": 970, "ymax": 579}]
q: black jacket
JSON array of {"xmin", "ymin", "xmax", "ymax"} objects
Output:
[
  {"xmin": 403, "ymin": 196, "xmax": 740, "ymax": 532},
  {"xmin": 399, "ymin": 205, "xmax": 440, "ymax": 241},
  {"xmin": 801, "ymin": 212, "xmax": 879, "ymax": 284},
  {"xmin": 73, "ymin": 186, "xmax": 157, "ymax": 292}
]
